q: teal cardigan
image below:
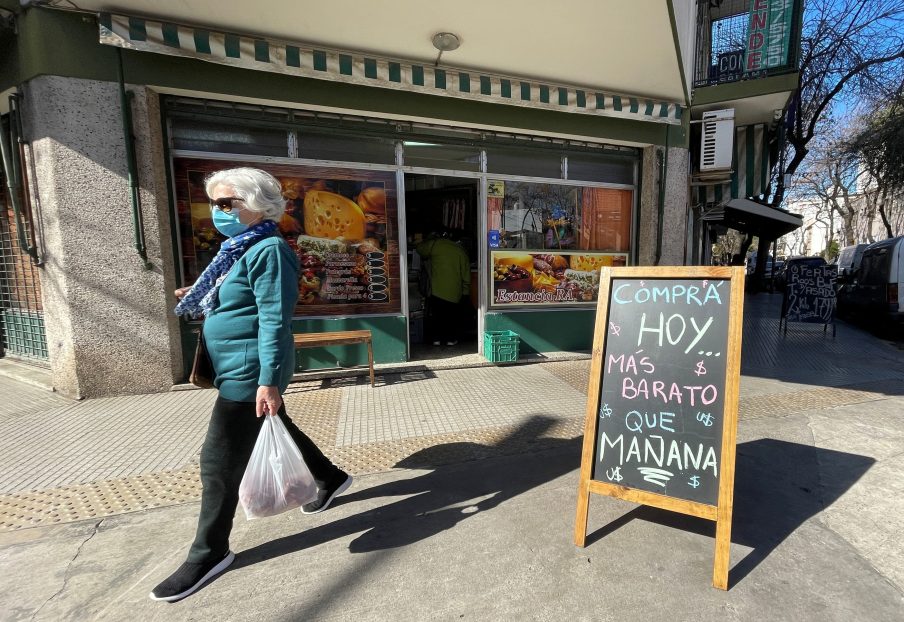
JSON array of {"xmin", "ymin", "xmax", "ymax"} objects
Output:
[{"xmin": 203, "ymin": 236, "xmax": 298, "ymax": 402}]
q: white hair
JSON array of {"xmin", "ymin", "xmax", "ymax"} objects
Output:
[{"xmin": 205, "ymin": 167, "xmax": 285, "ymax": 222}]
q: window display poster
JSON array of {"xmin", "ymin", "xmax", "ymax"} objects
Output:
[
  {"xmin": 491, "ymin": 250, "xmax": 628, "ymax": 306},
  {"xmin": 173, "ymin": 158, "xmax": 401, "ymax": 316}
]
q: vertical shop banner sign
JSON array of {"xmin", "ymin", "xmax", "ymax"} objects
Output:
[
  {"xmin": 574, "ymin": 267, "xmax": 745, "ymax": 590},
  {"xmin": 745, "ymin": 0, "xmax": 795, "ymax": 72}
]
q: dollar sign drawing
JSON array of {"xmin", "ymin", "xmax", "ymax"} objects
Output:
[
  {"xmin": 599, "ymin": 403, "xmax": 613, "ymax": 418},
  {"xmin": 689, "ymin": 476, "xmax": 700, "ymax": 488},
  {"xmin": 694, "ymin": 360, "xmax": 707, "ymax": 376},
  {"xmin": 607, "ymin": 467, "xmax": 623, "ymax": 482}
]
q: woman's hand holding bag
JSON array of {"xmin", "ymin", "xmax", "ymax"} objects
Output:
[{"xmin": 238, "ymin": 415, "xmax": 317, "ymax": 519}]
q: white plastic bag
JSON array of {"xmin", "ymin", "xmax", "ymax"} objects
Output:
[{"xmin": 239, "ymin": 415, "xmax": 317, "ymax": 519}]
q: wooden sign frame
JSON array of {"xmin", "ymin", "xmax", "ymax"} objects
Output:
[{"xmin": 574, "ymin": 266, "xmax": 745, "ymax": 590}]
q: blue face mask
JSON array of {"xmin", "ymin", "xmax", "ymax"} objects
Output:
[{"xmin": 212, "ymin": 208, "xmax": 248, "ymax": 238}]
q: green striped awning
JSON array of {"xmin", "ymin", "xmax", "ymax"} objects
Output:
[
  {"xmin": 697, "ymin": 123, "xmax": 771, "ymax": 204},
  {"xmin": 98, "ymin": 13, "xmax": 683, "ymax": 126}
]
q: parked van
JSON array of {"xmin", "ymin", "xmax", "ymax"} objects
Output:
[
  {"xmin": 836, "ymin": 243, "xmax": 868, "ymax": 279},
  {"xmin": 844, "ymin": 236, "xmax": 904, "ymax": 329}
]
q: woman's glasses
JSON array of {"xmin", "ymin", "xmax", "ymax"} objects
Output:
[{"xmin": 209, "ymin": 197, "xmax": 244, "ymax": 213}]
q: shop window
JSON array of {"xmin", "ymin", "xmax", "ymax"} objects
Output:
[
  {"xmin": 298, "ymin": 129, "xmax": 396, "ymax": 165},
  {"xmin": 567, "ymin": 153, "xmax": 635, "ymax": 184},
  {"xmin": 488, "ymin": 180, "xmax": 632, "ymax": 308},
  {"xmin": 171, "ymin": 119, "xmax": 289, "ymax": 156},
  {"xmin": 402, "ymin": 142, "xmax": 481, "ymax": 172},
  {"xmin": 486, "ymin": 146, "xmax": 562, "ymax": 179},
  {"xmin": 173, "ymin": 157, "xmax": 401, "ymax": 317}
]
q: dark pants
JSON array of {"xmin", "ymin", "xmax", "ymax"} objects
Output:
[
  {"xmin": 187, "ymin": 396, "xmax": 344, "ymax": 563},
  {"xmin": 429, "ymin": 295, "xmax": 460, "ymax": 344}
]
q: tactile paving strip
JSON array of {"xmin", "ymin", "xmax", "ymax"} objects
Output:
[
  {"xmin": 0, "ymin": 416, "xmax": 584, "ymax": 532},
  {"xmin": 540, "ymin": 361, "xmax": 903, "ymax": 421},
  {"xmin": 2, "ymin": 368, "xmax": 898, "ymax": 532},
  {"xmin": 0, "ymin": 466, "xmax": 202, "ymax": 531}
]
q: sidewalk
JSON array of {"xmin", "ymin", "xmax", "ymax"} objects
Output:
[{"xmin": 2, "ymin": 292, "xmax": 904, "ymax": 621}]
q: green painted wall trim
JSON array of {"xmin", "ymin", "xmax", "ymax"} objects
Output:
[
  {"xmin": 180, "ymin": 315, "xmax": 407, "ymax": 382},
  {"xmin": 13, "ymin": 8, "xmax": 677, "ymax": 147},
  {"xmin": 0, "ymin": 0, "xmax": 20, "ymax": 13},
  {"xmin": 485, "ymin": 311, "xmax": 595, "ymax": 354},
  {"xmin": 15, "ymin": 8, "xmax": 120, "ymax": 84},
  {"xmin": 692, "ymin": 72, "xmax": 800, "ymax": 107},
  {"xmin": 0, "ymin": 27, "xmax": 19, "ymax": 92},
  {"xmin": 667, "ymin": 113, "xmax": 689, "ymax": 149}
]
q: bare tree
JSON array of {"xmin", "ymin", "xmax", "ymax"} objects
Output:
[
  {"xmin": 846, "ymin": 85, "xmax": 904, "ymax": 238},
  {"xmin": 797, "ymin": 142, "xmax": 862, "ymax": 246},
  {"xmin": 775, "ymin": 0, "xmax": 904, "ymax": 207}
]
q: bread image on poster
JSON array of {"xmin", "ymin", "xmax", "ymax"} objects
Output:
[
  {"xmin": 570, "ymin": 254, "xmax": 612, "ymax": 272},
  {"xmin": 303, "ymin": 190, "xmax": 366, "ymax": 240}
]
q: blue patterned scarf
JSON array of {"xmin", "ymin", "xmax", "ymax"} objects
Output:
[{"xmin": 174, "ymin": 220, "xmax": 278, "ymax": 318}]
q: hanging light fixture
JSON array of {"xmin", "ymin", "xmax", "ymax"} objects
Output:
[{"xmin": 432, "ymin": 32, "xmax": 461, "ymax": 66}]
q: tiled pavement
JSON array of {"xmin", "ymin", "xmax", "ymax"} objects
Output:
[{"xmin": 1, "ymin": 292, "xmax": 903, "ymax": 532}]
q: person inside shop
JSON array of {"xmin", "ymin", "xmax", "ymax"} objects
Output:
[
  {"xmin": 417, "ymin": 227, "xmax": 470, "ymax": 346},
  {"xmin": 150, "ymin": 167, "xmax": 353, "ymax": 603}
]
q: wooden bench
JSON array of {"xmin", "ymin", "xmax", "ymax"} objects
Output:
[{"xmin": 294, "ymin": 330, "xmax": 375, "ymax": 387}]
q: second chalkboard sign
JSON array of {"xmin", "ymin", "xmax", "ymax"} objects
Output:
[
  {"xmin": 780, "ymin": 264, "xmax": 837, "ymax": 336},
  {"xmin": 574, "ymin": 266, "xmax": 745, "ymax": 590}
]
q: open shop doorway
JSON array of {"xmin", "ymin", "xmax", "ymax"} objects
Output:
[{"xmin": 405, "ymin": 175, "xmax": 479, "ymax": 360}]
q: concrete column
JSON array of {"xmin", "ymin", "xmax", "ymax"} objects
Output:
[
  {"xmin": 638, "ymin": 145, "xmax": 689, "ymax": 267},
  {"xmin": 22, "ymin": 75, "xmax": 180, "ymax": 398},
  {"xmin": 638, "ymin": 147, "xmax": 659, "ymax": 266}
]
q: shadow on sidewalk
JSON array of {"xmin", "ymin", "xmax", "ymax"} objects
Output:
[
  {"xmin": 233, "ymin": 415, "xmax": 580, "ymax": 565},
  {"xmin": 583, "ymin": 438, "xmax": 875, "ymax": 588},
  {"xmin": 232, "ymin": 425, "xmax": 873, "ymax": 592}
]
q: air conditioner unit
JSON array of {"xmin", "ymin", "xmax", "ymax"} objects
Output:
[{"xmin": 700, "ymin": 109, "xmax": 734, "ymax": 171}]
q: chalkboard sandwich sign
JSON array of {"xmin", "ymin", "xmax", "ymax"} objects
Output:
[
  {"xmin": 574, "ymin": 266, "xmax": 745, "ymax": 590},
  {"xmin": 780, "ymin": 263, "xmax": 837, "ymax": 336}
]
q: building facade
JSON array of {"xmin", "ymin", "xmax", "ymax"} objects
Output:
[{"xmin": 0, "ymin": 1, "xmax": 800, "ymax": 398}]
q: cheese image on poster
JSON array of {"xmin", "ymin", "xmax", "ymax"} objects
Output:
[{"xmin": 303, "ymin": 190, "xmax": 366, "ymax": 240}]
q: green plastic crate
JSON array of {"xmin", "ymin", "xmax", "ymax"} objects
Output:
[{"xmin": 484, "ymin": 330, "xmax": 520, "ymax": 363}]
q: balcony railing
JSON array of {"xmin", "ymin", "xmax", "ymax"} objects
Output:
[{"xmin": 693, "ymin": 0, "xmax": 802, "ymax": 89}]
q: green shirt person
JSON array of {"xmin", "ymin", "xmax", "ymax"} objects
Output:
[
  {"xmin": 417, "ymin": 233, "xmax": 470, "ymax": 345},
  {"xmin": 417, "ymin": 235, "xmax": 470, "ymax": 303}
]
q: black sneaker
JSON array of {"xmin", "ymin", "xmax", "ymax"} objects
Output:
[
  {"xmin": 301, "ymin": 474, "xmax": 353, "ymax": 514},
  {"xmin": 149, "ymin": 551, "xmax": 234, "ymax": 602}
]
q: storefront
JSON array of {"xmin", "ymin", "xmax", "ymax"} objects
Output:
[
  {"xmin": 166, "ymin": 97, "xmax": 639, "ymax": 369},
  {"xmin": 0, "ymin": 5, "xmax": 693, "ymax": 396}
]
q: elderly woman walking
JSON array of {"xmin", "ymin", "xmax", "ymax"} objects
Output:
[{"xmin": 150, "ymin": 168, "xmax": 353, "ymax": 602}]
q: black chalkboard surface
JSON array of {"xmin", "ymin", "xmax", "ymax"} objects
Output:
[
  {"xmin": 575, "ymin": 266, "xmax": 745, "ymax": 591},
  {"xmin": 781, "ymin": 264, "xmax": 837, "ymax": 333},
  {"xmin": 592, "ymin": 278, "xmax": 731, "ymax": 505}
]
